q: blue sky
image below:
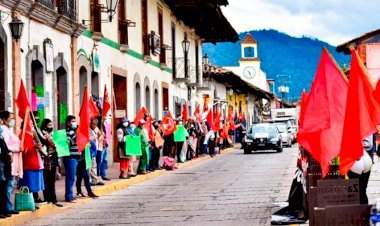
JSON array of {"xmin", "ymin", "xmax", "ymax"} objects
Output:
[{"xmin": 221, "ymin": 0, "xmax": 380, "ymax": 45}]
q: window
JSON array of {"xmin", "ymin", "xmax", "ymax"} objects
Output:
[
  {"xmin": 145, "ymin": 86, "xmax": 150, "ymax": 112},
  {"xmin": 158, "ymin": 9, "xmax": 166, "ymax": 64},
  {"xmin": 154, "ymin": 89, "xmax": 159, "ymax": 118},
  {"xmin": 141, "ymin": 0, "xmax": 149, "ymax": 56},
  {"xmin": 135, "ymin": 83, "xmax": 141, "ymax": 114},
  {"xmin": 91, "ymin": 0, "xmax": 102, "ymax": 33},
  {"xmin": 244, "ymin": 47, "xmax": 255, "ymax": 58},
  {"xmin": 118, "ymin": 0, "xmax": 128, "ymax": 45},
  {"xmin": 171, "ymin": 23, "xmax": 176, "ymax": 77}
]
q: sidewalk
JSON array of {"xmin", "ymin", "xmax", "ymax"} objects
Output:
[{"xmin": 0, "ymin": 145, "xmax": 239, "ymax": 226}]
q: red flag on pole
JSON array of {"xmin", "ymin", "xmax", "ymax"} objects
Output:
[
  {"xmin": 298, "ymin": 89, "xmax": 308, "ymax": 128},
  {"xmin": 206, "ymin": 108, "xmax": 213, "ymax": 127},
  {"xmin": 161, "ymin": 112, "xmax": 176, "ymax": 136},
  {"xmin": 182, "ymin": 101, "xmax": 189, "ymax": 121},
  {"xmin": 102, "ymin": 86, "xmax": 111, "ymax": 117},
  {"xmin": 193, "ymin": 104, "xmax": 202, "ymax": 123},
  {"xmin": 19, "ymin": 107, "xmax": 34, "ymax": 152},
  {"xmin": 228, "ymin": 108, "xmax": 236, "ymax": 130},
  {"xmin": 89, "ymin": 97, "xmax": 99, "ymax": 119},
  {"xmin": 134, "ymin": 107, "xmax": 149, "ymax": 125},
  {"xmin": 144, "ymin": 116, "xmax": 154, "ymax": 141},
  {"xmin": 339, "ymin": 48, "xmax": 380, "ymax": 175},
  {"xmin": 16, "ymin": 80, "xmax": 31, "ymax": 119},
  {"xmin": 297, "ymin": 47, "xmax": 348, "ymax": 177},
  {"xmin": 77, "ymin": 86, "xmax": 90, "ymax": 153},
  {"xmin": 212, "ymin": 107, "xmax": 221, "ymax": 131}
]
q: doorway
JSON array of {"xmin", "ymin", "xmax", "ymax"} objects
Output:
[
  {"xmin": 31, "ymin": 60, "xmax": 45, "ymax": 125},
  {"xmin": 112, "ymin": 74, "xmax": 127, "ymax": 162},
  {"xmin": 162, "ymin": 86, "xmax": 168, "ymax": 114},
  {"xmin": 79, "ymin": 66, "xmax": 88, "ymax": 105},
  {"xmin": 56, "ymin": 67, "xmax": 68, "ymax": 129}
]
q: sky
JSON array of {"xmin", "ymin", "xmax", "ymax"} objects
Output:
[{"xmin": 221, "ymin": 0, "xmax": 380, "ymax": 46}]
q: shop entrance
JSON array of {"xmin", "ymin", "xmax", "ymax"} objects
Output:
[{"xmin": 112, "ymin": 74, "xmax": 127, "ymax": 162}]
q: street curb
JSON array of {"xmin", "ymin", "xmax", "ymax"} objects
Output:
[{"xmin": 0, "ymin": 146, "xmax": 237, "ymax": 226}]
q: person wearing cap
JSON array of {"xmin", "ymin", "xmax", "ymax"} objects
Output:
[
  {"xmin": 135, "ymin": 119, "xmax": 148, "ymax": 174},
  {"xmin": 116, "ymin": 117, "xmax": 135, "ymax": 179}
]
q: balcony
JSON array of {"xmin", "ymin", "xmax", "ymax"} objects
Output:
[
  {"xmin": 57, "ymin": 0, "xmax": 77, "ymax": 20},
  {"xmin": 173, "ymin": 57, "xmax": 189, "ymax": 83}
]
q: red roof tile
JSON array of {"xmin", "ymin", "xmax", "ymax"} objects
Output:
[{"xmin": 241, "ymin": 33, "xmax": 257, "ymax": 44}]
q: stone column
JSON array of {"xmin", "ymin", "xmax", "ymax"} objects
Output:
[
  {"xmin": 71, "ymin": 36, "xmax": 79, "ymax": 116},
  {"xmin": 11, "ymin": 13, "xmax": 21, "ymax": 134}
]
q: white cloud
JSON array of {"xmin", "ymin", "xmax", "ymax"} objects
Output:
[{"xmin": 222, "ymin": 0, "xmax": 380, "ymax": 45}]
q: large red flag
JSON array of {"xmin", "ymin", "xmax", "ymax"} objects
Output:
[
  {"xmin": 16, "ymin": 80, "xmax": 31, "ymax": 119},
  {"xmin": 19, "ymin": 108, "xmax": 34, "ymax": 152},
  {"xmin": 212, "ymin": 107, "xmax": 221, "ymax": 131},
  {"xmin": 339, "ymin": 49, "xmax": 380, "ymax": 175},
  {"xmin": 89, "ymin": 97, "xmax": 99, "ymax": 119},
  {"xmin": 144, "ymin": 116, "xmax": 154, "ymax": 141},
  {"xmin": 298, "ymin": 89, "xmax": 308, "ymax": 128},
  {"xmin": 227, "ymin": 108, "xmax": 236, "ymax": 130},
  {"xmin": 297, "ymin": 47, "xmax": 348, "ymax": 177},
  {"xmin": 102, "ymin": 86, "xmax": 111, "ymax": 117},
  {"xmin": 206, "ymin": 108, "xmax": 213, "ymax": 127},
  {"xmin": 161, "ymin": 112, "xmax": 176, "ymax": 136},
  {"xmin": 77, "ymin": 87, "xmax": 90, "ymax": 153},
  {"xmin": 134, "ymin": 107, "xmax": 149, "ymax": 125},
  {"xmin": 193, "ymin": 104, "xmax": 202, "ymax": 122},
  {"xmin": 182, "ymin": 101, "xmax": 189, "ymax": 121}
]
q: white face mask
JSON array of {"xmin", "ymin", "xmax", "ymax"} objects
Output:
[
  {"xmin": 123, "ymin": 122, "xmax": 129, "ymax": 127},
  {"xmin": 8, "ymin": 119, "xmax": 15, "ymax": 128},
  {"xmin": 71, "ymin": 122, "xmax": 78, "ymax": 129}
]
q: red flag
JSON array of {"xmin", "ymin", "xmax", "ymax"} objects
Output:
[
  {"xmin": 206, "ymin": 108, "xmax": 213, "ymax": 127},
  {"xmin": 161, "ymin": 112, "xmax": 176, "ymax": 136},
  {"xmin": 134, "ymin": 107, "xmax": 149, "ymax": 125},
  {"xmin": 77, "ymin": 86, "xmax": 90, "ymax": 153},
  {"xmin": 298, "ymin": 89, "xmax": 308, "ymax": 128},
  {"xmin": 227, "ymin": 108, "xmax": 236, "ymax": 130},
  {"xmin": 297, "ymin": 47, "xmax": 348, "ymax": 177},
  {"xmin": 193, "ymin": 104, "xmax": 202, "ymax": 122},
  {"xmin": 19, "ymin": 108, "xmax": 34, "ymax": 152},
  {"xmin": 213, "ymin": 107, "xmax": 221, "ymax": 131},
  {"xmin": 203, "ymin": 96, "xmax": 210, "ymax": 113},
  {"xmin": 182, "ymin": 101, "xmax": 189, "ymax": 121},
  {"xmin": 89, "ymin": 97, "xmax": 99, "ymax": 119},
  {"xmin": 102, "ymin": 86, "xmax": 111, "ymax": 117},
  {"xmin": 239, "ymin": 112, "xmax": 245, "ymax": 122},
  {"xmin": 339, "ymin": 49, "xmax": 380, "ymax": 175},
  {"xmin": 144, "ymin": 116, "xmax": 154, "ymax": 141},
  {"xmin": 16, "ymin": 80, "xmax": 31, "ymax": 119}
]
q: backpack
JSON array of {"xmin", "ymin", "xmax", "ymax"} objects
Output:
[{"xmin": 162, "ymin": 156, "xmax": 175, "ymax": 170}]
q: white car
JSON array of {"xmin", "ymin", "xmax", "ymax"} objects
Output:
[{"xmin": 275, "ymin": 123, "xmax": 292, "ymax": 147}]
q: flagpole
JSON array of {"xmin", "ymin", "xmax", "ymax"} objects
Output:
[{"xmin": 323, "ymin": 46, "xmax": 349, "ymax": 83}]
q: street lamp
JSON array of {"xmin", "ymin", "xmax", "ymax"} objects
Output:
[
  {"xmin": 106, "ymin": 0, "xmax": 119, "ymax": 22},
  {"xmin": 182, "ymin": 36, "xmax": 190, "ymax": 79},
  {"xmin": 9, "ymin": 16, "xmax": 24, "ymax": 41},
  {"xmin": 202, "ymin": 53, "xmax": 210, "ymax": 66}
]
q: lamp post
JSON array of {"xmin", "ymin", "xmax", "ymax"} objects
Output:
[
  {"xmin": 9, "ymin": 12, "xmax": 24, "ymax": 133},
  {"xmin": 182, "ymin": 36, "xmax": 190, "ymax": 79},
  {"xmin": 106, "ymin": 0, "xmax": 119, "ymax": 22}
]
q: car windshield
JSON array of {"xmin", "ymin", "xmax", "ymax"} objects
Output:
[
  {"xmin": 275, "ymin": 124, "xmax": 287, "ymax": 133},
  {"xmin": 250, "ymin": 124, "xmax": 277, "ymax": 133}
]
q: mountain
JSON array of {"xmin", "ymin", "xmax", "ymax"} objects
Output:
[{"xmin": 202, "ymin": 29, "xmax": 350, "ymax": 101}]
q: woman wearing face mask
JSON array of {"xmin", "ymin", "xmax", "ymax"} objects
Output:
[
  {"xmin": 0, "ymin": 111, "xmax": 21, "ymax": 215},
  {"xmin": 63, "ymin": 115, "xmax": 81, "ymax": 202},
  {"xmin": 40, "ymin": 119, "xmax": 62, "ymax": 207},
  {"xmin": 116, "ymin": 117, "xmax": 135, "ymax": 179}
]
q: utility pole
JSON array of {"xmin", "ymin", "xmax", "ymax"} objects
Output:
[{"xmin": 277, "ymin": 74, "xmax": 291, "ymax": 108}]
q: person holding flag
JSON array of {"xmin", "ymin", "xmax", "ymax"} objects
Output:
[
  {"xmin": 116, "ymin": 117, "xmax": 136, "ymax": 179},
  {"xmin": 135, "ymin": 119, "xmax": 149, "ymax": 174}
]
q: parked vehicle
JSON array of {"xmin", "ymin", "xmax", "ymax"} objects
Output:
[
  {"xmin": 264, "ymin": 118, "xmax": 297, "ymax": 144},
  {"xmin": 275, "ymin": 123, "xmax": 292, "ymax": 147},
  {"xmin": 242, "ymin": 123, "xmax": 283, "ymax": 154}
]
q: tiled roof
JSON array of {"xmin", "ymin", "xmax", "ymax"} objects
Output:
[{"xmin": 241, "ymin": 33, "xmax": 257, "ymax": 44}]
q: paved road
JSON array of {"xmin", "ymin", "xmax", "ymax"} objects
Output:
[{"xmin": 24, "ymin": 146, "xmax": 298, "ymax": 226}]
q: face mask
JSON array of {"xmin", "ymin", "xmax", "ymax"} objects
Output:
[
  {"xmin": 46, "ymin": 128, "xmax": 53, "ymax": 133},
  {"xmin": 123, "ymin": 122, "xmax": 129, "ymax": 127},
  {"xmin": 8, "ymin": 119, "xmax": 15, "ymax": 128},
  {"xmin": 71, "ymin": 122, "xmax": 78, "ymax": 129}
]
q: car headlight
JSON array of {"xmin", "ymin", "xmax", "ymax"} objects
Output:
[
  {"xmin": 245, "ymin": 138, "xmax": 253, "ymax": 143},
  {"xmin": 270, "ymin": 137, "xmax": 279, "ymax": 142}
]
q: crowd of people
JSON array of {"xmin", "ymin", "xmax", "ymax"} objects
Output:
[{"xmin": 0, "ymin": 105, "xmax": 245, "ymax": 219}]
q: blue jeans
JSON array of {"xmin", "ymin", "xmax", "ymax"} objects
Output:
[
  {"xmin": 76, "ymin": 160, "xmax": 92, "ymax": 194},
  {"xmin": 63, "ymin": 157, "xmax": 78, "ymax": 200},
  {"xmin": 6, "ymin": 176, "xmax": 14, "ymax": 211},
  {"xmin": 97, "ymin": 148, "xmax": 108, "ymax": 178}
]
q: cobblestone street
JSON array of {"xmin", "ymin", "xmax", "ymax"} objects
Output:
[{"xmin": 24, "ymin": 146, "xmax": 298, "ymax": 226}]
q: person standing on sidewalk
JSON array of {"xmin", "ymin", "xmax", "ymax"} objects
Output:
[
  {"xmin": 135, "ymin": 120, "xmax": 148, "ymax": 174},
  {"xmin": 151, "ymin": 121, "xmax": 163, "ymax": 170},
  {"xmin": 116, "ymin": 117, "xmax": 135, "ymax": 179},
  {"xmin": 0, "ymin": 111, "xmax": 20, "ymax": 215},
  {"xmin": 75, "ymin": 148, "xmax": 98, "ymax": 199},
  {"xmin": 97, "ymin": 116, "xmax": 110, "ymax": 181},
  {"xmin": 40, "ymin": 119, "xmax": 63, "ymax": 207},
  {"xmin": 63, "ymin": 115, "xmax": 81, "ymax": 203},
  {"xmin": 89, "ymin": 118, "xmax": 104, "ymax": 186},
  {"xmin": 0, "ymin": 119, "xmax": 12, "ymax": 218}
]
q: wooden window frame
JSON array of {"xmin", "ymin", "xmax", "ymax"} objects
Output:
[
  {"xmin": 118, "ymin": 0, "xmax": 129, "ymax": 45},
  {"xmin": 91, "ymin": 0, "xmax": 102, "ymax": 33}
]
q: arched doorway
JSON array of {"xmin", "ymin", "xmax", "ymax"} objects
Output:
[
  {"xmin": 145, "ymin": 86, "xmax": 150, "ymax": 112},
  {"xmin": 154, "ymin": 89, "xmax": 159, "ymax": 118},
  {"xmin": 79, "ymin": 66, "xmax": 88, "ymax": 106},
  {"xmin": 56, "ymin": 67, "xmax": 68, "ymax": 128},
  {"xmin": 32, "ymin": 60, "xmax": 44, "ymax": 125},
  {"xmin": 91, "ymin": 71, "xmax": 99, "ymax": 98},
  {"xmin": 135, "ymin": 83, "xmax": 141, "ymax": 114}
]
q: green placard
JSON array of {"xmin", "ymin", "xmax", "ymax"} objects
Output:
[
  {"xmin": 125, "ymin": 135, "xmax": 142, "ymax": 156},
  {"xmin": 174, "ymin": 125, "xmax": 189, "ymax": 142},
  {"xmin": 59, "ymin": 104, "xmax": 68, "ymax": 125},
  {"xmin": 35, "ymin": 86, "xmax": 44, "ymax": 97},
  {"xmin": 37, "ymin": 109, "xmax": 44, "ymax": 128},
  {"xmin": 53, "ymin": 129, "xmax": 70, "ymax": 157},
  {"xmin": 85, "ymin": 145, "xmax": 92, "ymax": 169}
]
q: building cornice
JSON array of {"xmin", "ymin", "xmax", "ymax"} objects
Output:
[{"xmin": 1, "ymin": 0, "xmax": 86, "ymax": 37}]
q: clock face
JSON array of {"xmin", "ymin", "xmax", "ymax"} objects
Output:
[{"xmin": 243, "ymin": 66, "xmax": 256, "ymax": 79}]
